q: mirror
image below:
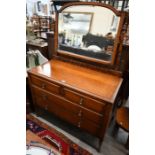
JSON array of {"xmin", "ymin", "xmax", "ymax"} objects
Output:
[{"xmin": 57, "ymin": 3, "xmax": 122, "ymax": 65}]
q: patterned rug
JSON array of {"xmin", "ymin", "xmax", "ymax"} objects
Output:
[{"xmin": 26, "ymin": 114, "xmax": 92, "ymax": 155}]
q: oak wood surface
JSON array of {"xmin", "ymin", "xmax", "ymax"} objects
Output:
[{"xmin": 28, "ymin": 59, "xmax": 122, "ymax": 103}]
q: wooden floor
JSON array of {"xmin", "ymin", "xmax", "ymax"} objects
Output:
[{"xmin": 29, "ymin": 100, "xmax": 129, "ymax": 155}]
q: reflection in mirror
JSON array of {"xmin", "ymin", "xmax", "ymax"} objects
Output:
[{"xmin": 58, "ymin": 5, "xmax": 120, "ymax": 62}]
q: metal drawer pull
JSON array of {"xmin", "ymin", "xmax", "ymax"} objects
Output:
[
  {"xmin": 78, "ymin": 110, "xmax": 82, "ymax": 117},
  {"xmin": 41, "ymin": 83, "xmax": 46, "ymax": 89},
  {"xmin": 79, "ymin": 98, "xmax": 83, "ymax": 105},
  {"xmin": 78, "ymin": 122, "xmax": 81, "ymax": 127}
]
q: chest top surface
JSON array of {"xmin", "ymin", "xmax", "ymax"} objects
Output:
[{"xmin": 28, "ymin": 59, "xmax": 123, "ymax": 103}]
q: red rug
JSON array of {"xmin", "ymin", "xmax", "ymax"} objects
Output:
[{"xmin": 26, "ymin": 114, "xmax": 92, "ymax": 155}]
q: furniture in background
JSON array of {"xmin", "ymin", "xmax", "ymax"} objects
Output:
[
  {"xmin": 31, "ymin": 16, "xmax": 53, "ymax": 39},
  {"xmin": 26, "ymin": 41, "xmax": 49, "ymax": 60},
  {"xmin": 113, "ymin": 107, "xmax": 129, "ymax": 149}
]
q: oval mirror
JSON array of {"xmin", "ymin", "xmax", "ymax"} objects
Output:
[{"xmin": 56, "ymin": 3, "xmax": 123, "ymax": 65}]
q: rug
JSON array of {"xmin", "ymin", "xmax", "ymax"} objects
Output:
[{"xmin": 26, "ymin": 114, "xmax": 92, "ymax": 155}]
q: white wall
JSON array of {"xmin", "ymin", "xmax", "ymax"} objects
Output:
[{"xmin": 26, "ymin": 0, "xmax": 51, "ymax": 16}]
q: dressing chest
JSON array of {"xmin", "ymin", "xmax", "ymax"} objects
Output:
[
  {"xmin": 28, "ymin": 59, "xmax": 122, "ymax": 145},
  {"xmin": 27, "ymin": 1, "xmax": 128, "ymax": 150}
]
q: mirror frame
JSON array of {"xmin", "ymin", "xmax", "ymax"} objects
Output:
[{"xmin": 54, "ymin": 2, "xmax": 125, "ymax": 66}]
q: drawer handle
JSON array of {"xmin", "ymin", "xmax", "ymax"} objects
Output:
[
  {"xmin": 78, "ymin": 122, "xmax": 81, "ymax": 128},
  {"xmin": 78, "ymin": 110, "xmax": 82, "ymax": 117},
  {"xmin": 41, "ymin": 83, "xmax": 46, "ymax": 89},
  {"xmin": 79, "ymin": 98, "xmax": 83, "ymax": 105}
]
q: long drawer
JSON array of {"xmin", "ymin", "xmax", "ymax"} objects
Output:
[
  {"xmin": 33, "ymin": 88, "xmax": 100, "ymax": 136},
  {"xmin": 32, "ymin": 87, "xmax": 103, "ymax": 125}
]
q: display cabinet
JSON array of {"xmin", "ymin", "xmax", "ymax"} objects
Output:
[{"xmin": 30, "ymin": 16, "xmax": 53, "ymax": 39}]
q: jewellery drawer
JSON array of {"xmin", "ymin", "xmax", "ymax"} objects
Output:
[
  {"xmin": 63, "ymin": 88, "xmax": 106, "ymax": 113},
  {"xmin": 30, "ymin": 75, "xmax": 60, "ymax": 95},
  {"xmin": 33, "ymin": 86, "xmax": 103, "ymax": 124}
]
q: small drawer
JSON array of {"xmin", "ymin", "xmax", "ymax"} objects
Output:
[
  {"xmin": 64, "ymin": 88, "xmax": 106, "ymax": 113},
  {"xmin": 30, "ymin": 76, "xmax": 60, "ymax": 95}
]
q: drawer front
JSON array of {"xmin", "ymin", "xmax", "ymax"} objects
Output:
[
  {"xmin": 32, "ymin": 87, "xmax": 101, "ymax": 135},
  {"xmin": 48, "ymin": 103, "xmax": 99, "ymax": 136},
  {"xmin": 33, "ymin": 87, "xmax": 103, "ymax": 124},
  {"xmin": 64, "ymin": 88, "xmax": 106, "ymax": 113},
  {"xmin": 30, "ymin": 76, "xmax": 60, "ymax": 95}
]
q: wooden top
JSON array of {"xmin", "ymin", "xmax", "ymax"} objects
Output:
[{"xmin": 28, "ymin": 59, "xmax": 123, "ymax": 103}]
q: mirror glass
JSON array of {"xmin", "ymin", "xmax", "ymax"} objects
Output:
[{"xmin": 58, "ymin": 5, "xmax": 120, "ymax": 62}]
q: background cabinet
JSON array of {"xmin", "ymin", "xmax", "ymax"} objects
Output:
[{"xmin": 30, "ymin": 16, "xmax": 53, "ymax": 39}]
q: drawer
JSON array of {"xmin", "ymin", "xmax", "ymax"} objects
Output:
[
  {"xmin": 30, "ymin": 76, "xmax": 60, "ymax": 95},
  {"xmin": 48, "ymin": 103, "xmax": 100, "ymax": 136},
  {"xmin": 33, "ymin": 87, "xmax": 103, "ymax": 124},
  {"xmin": 63, "ymin": 88, "xmax": 106, "ymax": 113},
  {"xmin": 47, "ymin": 100, "xmax": 100, "ymax": 136},
  {"xmin": 33, "ymin": 87, "xmax": 101, "ymax": 136}
]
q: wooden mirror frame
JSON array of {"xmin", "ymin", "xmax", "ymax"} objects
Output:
[{"xmin": 54, "ymin": 2, "xmax": 125, "ymax": 67}]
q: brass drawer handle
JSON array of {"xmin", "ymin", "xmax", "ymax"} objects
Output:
[
  {"xmin": 41, "ymin": 83, "xmax": 46, "ymax": 89},
  {"xmin": 79, "ymin": 98, "xmax": 83, "ymax": 105},
  {"xmin": 78, "ymin": 110, "xmax": 82, "ymax": 117},
  {"xmin": 78, "ymin": 122, "xmax": 81, "ymax": 128}
]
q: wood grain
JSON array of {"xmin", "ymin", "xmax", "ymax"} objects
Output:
[{"xmin": 28, "ymin": 59, "xmax": 122, "ymax": 103}]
